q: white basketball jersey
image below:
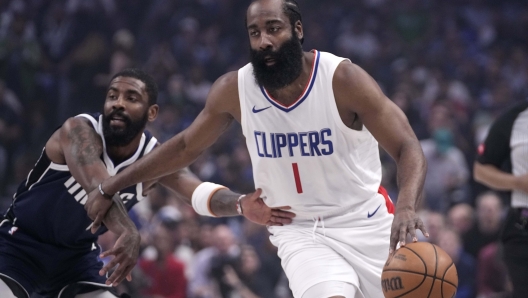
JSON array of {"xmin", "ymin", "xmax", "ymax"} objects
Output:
[{"xmin": 238, "ymin": 50, "xmax": 382, "ymax": 219}]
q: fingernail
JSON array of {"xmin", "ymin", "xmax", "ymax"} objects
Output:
[
  {"xmin": 425, "ymin": 233, "xmax": 430, "ymax": 237},
  {"xmin": 413, "ymin": 237, "xmax": 417, "ymax": 242}
]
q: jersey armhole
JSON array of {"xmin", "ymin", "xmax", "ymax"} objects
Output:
[
  {"xmin": 75, "ymin": 114, "xmax": 98, "ymax": 131},
  {"xmin": 238, "ymin": 67, "xmax": 248, "ymax": 137},
  {"xmin": 325, "ymin": 56, "xmax": 368, "ymax": 138}
]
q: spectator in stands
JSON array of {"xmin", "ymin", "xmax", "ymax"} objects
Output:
[
  {"xmin": 139, "ymin": 214, "xmax": 187, "ymax": 298},
  {"xmin": 448, "ymin": 203, "xmax": 475, "ymax": 236},
  {"xmin": 476, "ymin": 242, "xmax": 511, "ymax": 298},
  {"xmin": 223, "ymin": 245, "xmax": 278, "ymax": 298},
  {"xmin": 463, "ymin": 192, "xmax": 503, "ymax": 258},
  {"xmin": 189, "ymin": 224, "xmax": 240, "ymax": 298},
  {"xmin": 421, "ymin": 127, "xmax": 470, "ymax": 213},
  {"xmin": 424, "ymin": 211, "xmax": 446, "ymax": 245}
]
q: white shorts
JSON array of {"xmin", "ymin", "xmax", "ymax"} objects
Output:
[{"xmin": 268, "ymin": 193, "xmax": 393, "ymax": 298}]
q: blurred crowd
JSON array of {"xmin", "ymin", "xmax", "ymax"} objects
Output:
[{"xmin": 1, "ymin": 0, "xmax": 527, "ymax": 297}]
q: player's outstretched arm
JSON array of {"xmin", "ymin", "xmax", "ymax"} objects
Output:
[
  {"xmin": 333, "ymin": 61, "xmax": 428, "ymax": 255},
  {"xmin": 159, "ymin": 168, "xmax": 295, "ymax": 225},
  {"xmin": 86, "ymin": 72, "xmax": 239, "ymax": 229},
  {"xmin": 94, "ymin": 72, "xmax": 239, "ymax": 198}
]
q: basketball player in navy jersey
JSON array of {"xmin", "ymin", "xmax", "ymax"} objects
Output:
[
  {"xmin": 0, "ymin": 68, "xmax": 293, "ymax": 298},
  {"xmin": 88, "ymin": 1, "xmax": 429, "ymax": 297}
]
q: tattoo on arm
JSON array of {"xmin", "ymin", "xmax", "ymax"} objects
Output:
[
  {"xmin": 104, "ymin": 195, "xmax": 137, "ymax": 235},
  {"xmin": 68, "ymin": 125, "xmax": 103, "ymax": 166},
  {"xmin": 210, "ymin": 191, "xmax": 239, "ymax": 217}
]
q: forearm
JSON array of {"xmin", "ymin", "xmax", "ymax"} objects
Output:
[
  {"xmin": 105, "ymin": 133, "xmax": 200, "ymax": 195},
  {"xmin": 159, "ymin": 168, "xmax": 203, "ymax": 205},
  {"xmin": 209, "ymin": 188, "xmax": 240, "ymax": 217},
  {"xmin": 474, "ymin": 162, "xmax": 518, "ymax": 191},
  {"xmin": 102, "ymin": 196, "xmax": 139, "ymax": 236},
  {"xmin": 395, "ymin": 140, "xmax": 427, "ymax": 211}
]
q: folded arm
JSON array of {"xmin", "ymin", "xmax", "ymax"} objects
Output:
[{"xmin": 51, "ymin": 117, "xmax": 140, "ymax": 285}]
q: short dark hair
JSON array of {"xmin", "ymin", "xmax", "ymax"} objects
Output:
[
  {"xmin": 283, "ymin": 0, "xmax": 304, "ymax": 44},
  {"xmin": 111, "ymin": 68, "xmax": 158, "ymax": 105}
]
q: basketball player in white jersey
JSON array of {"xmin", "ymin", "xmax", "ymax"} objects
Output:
[{"xmin": 88, "ymin": 1, "xmax": 429, "ymax": 297}]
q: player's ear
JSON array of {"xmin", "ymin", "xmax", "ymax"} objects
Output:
[
  {"xmin": 148, "ymin": 104, "xmax": 159, "ymax": 122},
  {"xmin": 294, "ymin": 20, "xmax": 303, "ymax": 42}
]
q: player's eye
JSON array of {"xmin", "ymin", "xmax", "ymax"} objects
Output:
[
  {"xmin": 249, "ymin": 30, "xmax": 259, "ymax": 37},
  {"xmin": 270, "ymin": 26, "xmax": 280, "ymax": 32}
]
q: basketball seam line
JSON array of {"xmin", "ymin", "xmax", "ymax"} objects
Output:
[
  {"xmin": 442, "ymin": 262, "xmax": 455, "ymax": 298},
  {"xmin": 392, "ymin": 246, "xmax": 428, "ymax": 298},
  {"xmin": 426, "ymin": 243, "xmax": 439, "ymax": 298},
  {"xmin": 382, "ymin": 269, "xmax": 457, "ymax": 287}
]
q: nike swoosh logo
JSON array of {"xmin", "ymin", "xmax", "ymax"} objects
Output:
[
  {"xmin": 252, "ymin": 106, "xmax": 272, "ymax": 113},
  {"xmin": 367, "ymin": 204, "xmax": 382, "ymax": 218}
]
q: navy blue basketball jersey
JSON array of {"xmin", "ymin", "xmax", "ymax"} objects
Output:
[{"xmin": 4, "ymin": 113, "xmax": 157, "ymax": 247}]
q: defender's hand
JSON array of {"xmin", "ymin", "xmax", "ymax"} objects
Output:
[
  {"xmin": 99, "ymin": 231, "xmax": 140, "ymax": 286},
  {"xmin": 389, "ymin": 208, "xmax": 428, "ymax": 256},
  {"xmin": 85, "ymin": 188, "xmax": 114, "ymax": 234},
  {"xmin": 241, "ymin": 188, "xmax": 295, "ymax": 226}
]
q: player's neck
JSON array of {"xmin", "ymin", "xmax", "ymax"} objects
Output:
[
  {"xmin": 266, "ymin": 51, "xmax": 314, "ymax": 106},
  {"xmin": 106, "ymin": 133, "xmax": 143, "ymax": 165}
]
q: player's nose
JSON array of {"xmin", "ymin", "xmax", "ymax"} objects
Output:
[
  {"xmin": 259, "ymin": 34, "xmax": 273, "ymax": 50},
  {"xmin": 112, "ymin": 94, "xmax": 127, "ymax": 109}
]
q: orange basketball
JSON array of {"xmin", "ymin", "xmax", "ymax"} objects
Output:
[{"xmin": 381, "ymin": 242, "xmax": 458, "ymax": 298}]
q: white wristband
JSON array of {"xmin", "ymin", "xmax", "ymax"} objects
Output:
[{"xmin": 191, "ymin": 182, "xmax": 228, "ymax": 217}]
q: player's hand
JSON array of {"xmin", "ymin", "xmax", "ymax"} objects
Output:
[
  {"xmin": 241, "ymin": 188, "xmax": 296, "ymax": 226},
  {"xmin": 389, "ymin": 208, "xmax": 428, "ymax": 256},
  {"xmin": 85, "ymin": 188, "xmax": 114, "ymax": 234},
  {"xmin": 99, "ymin": 230, "xmax": 141, "ymax": 286}
]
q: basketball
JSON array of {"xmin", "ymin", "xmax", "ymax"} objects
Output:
[{"xmin": 381, "ymin": 242, "xmax": 458, "ymax": 298}]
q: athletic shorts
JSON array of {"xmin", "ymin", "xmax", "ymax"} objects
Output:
[
  {"xmin": 268, "ymin": 192, "xmax": 394, "ymax": 298},
  {"xmin": 0, "ymin": 221, "xmax": 114, "ymax": 297}
]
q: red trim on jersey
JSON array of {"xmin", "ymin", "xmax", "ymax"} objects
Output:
[
  {"xmin": 378, "ymin": 186, "xmax": 394, "ymax": 214},
  {"xmin": 262, "ymin": 50, "xmax": 318, "ymax": 108}
]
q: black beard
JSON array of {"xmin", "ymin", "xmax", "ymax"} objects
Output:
[
  {"xmin": 102, "ymin": 110, "xmax": 148, "ymax": 147},
  {"xmin": 250, "ymin": 33, "xmax": 304, "ymax": 90}
]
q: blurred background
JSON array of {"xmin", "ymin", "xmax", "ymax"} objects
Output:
[{"xmin": 0, "ymin": 0, "xmax": 527, "ymax": 297}]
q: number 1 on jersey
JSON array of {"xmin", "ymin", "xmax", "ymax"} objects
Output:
[{"xmin": 292, "ymin": 163, "xmax": 303, "ymax": 194}]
